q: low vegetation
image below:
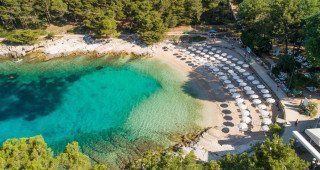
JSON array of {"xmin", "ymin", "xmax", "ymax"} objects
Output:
[{"xmin": 299, "ymin": 102, "xmax": 318, "ymax": 117}]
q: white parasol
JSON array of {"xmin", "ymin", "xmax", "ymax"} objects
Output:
[
  {"xmin": 247, "ymin": 76, "xmax": 255, "ymax": 80},
  {"xmin": 242, "ymin": 116, "xmax": 252, "ymax": 124},
  {"xmin": 243, "ymin": 72, "xmax": 250, "ymax": 76},
  {"xmin": 252, "ymin": 80, "xmax": 260, "ymax": 85},
  {"xmin": 257, "ymin": 85, "xmax": 265, "ymax": 89},
  {"xmin": 244, "ymin": 86, "xmax": 252, "ymax": 91},
  {"xmin": 236, "ymin": 98, "xmax": 244, "ymax": 103},
  {"xmin": 229, "ymin": 88, "xmax": 237, "ymax": 93},
  {"xmin": 232, "ymin": 93, "xmax": 241, "ymax": 98},
  {"xmin": 238, "ymin": 104, "xmax": 247, "ymax": 110},
  {"xmin": 237, "ymin": 61, "xmax": 244, "ymax": 65},
  {"xmin": 241, "ymin": 110, "xmax": 250, "ymax": 117},
  {"xmin": 220, "ymin": 76, "xmax": 228, "ymax": 80},
  {"xmin": 227, "ymin": 55, "xmax": 233, "ymax": 59},
  {"xmin": 263, "ymin": 94, "xmax": 272, "ymax": 98},
  {"xmin": 239, "ymin": 82, "xmax": 247, "ymax": 87},
  {"xmin": 246, "ymin": 90, "xmax": 255, "ymax": 95},
  {"xmin": 250, "ymin": 94, "xmax": 259, "ymax": 99},
  {"xmin": 266, "ymin": 98, "xmax": 276, "ymax": 104},
  {"xmin": 260, "ymin": 110, "xmax": 270, "ymax": 117},
  {"xmin": 262, "ymin": 125, "xmax": 270, "ymax": 131},
  {"xmin": 224, "ymin": 80, "xmax": 232, "ymax": 84},
  {"xmin": 242, "ymin": 64, "xmax": 249, "ymax": 68},
  {"xmin": 221, "ymin": 53, "xmax": 227, "ymax": 57},
  {"xmin": 261, "ymin": 89, "xmax": 270, "ymax": 94},
  {"xmin": 228, "ymin": 70, "xmax": 235, "ymax": 74},
  {"xmin": 237, "ymin": 79, "xmax": 244, "ymax": 83},
  {"xmin": 253, "ymin": 99, "xmax": 262, "ymax": 105},
  {"xmin": 258, "ymin": 104, "xmax": 267, "ymax": 110},
  {"xmin": 232, "ymin": 58, "xmax": 239, "ymax": 61},
  {"xmin": 238, "ymin": 123, "xmax": 248, "ymax": 131},
  {"xmin": 227, "ymin": 84, "xmax": 235, "ymax": 89},
  {"xmin": 262, "ymin": 118, "xmax": 272, "ymax": 125},
  {"xmin": 239, "ymin": 69, "xmax": 246, "ymax": 73}
]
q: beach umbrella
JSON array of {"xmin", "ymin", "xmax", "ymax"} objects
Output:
[
  {"xmin": 257, "ymin": 85, "xmax": 265, "ymax": 89},
  {"xmin": 227, "ymin": 84, "xmax": 235, "ymax": 89},
  {"xmin": 241, "ymin": 110, "xmax": 250, "ymax": 117},
  {"xmin": 252, "ymin": 80, "xmax": 260, "ymax": 85},
  {"xmin": 253, "ymin": 99, "xmax": 262, "ymax": 105},
  {"xmin": 240, "ymin": 82, "xmax": 247, "ymax": 87},
  {"xmin": 223, "ymin": 67, "xmax": 229, "ymax": 70},
  {"xmin": 229, "ymin": 88, "xmax": 237, "ymax": 93},
  {"xmin": 262, "ymin": 118, "xmax": 272, "ymax": 125},
  {"xmin": 204, "ymin": 54, "xmax": 210, "ymax": 58},
  {"xmin": 235, "ymin": 66, "xmax": 241, "ymax": 70},
  {"xmin": 212, "ymin": 68, "xmax": 220, "ymax": 72},
  {"xmin": 214, "ymin": 54, "xmax": 220, "ymax": 58},
  {"xmin": 218, "ymin": 56, "xmax": 223, "ymax": 60},
  {"xmin": 242, "ymin": 116, "xmax": 251, "ymax": 124},
  {"xmin": 209, "ymin": 65, "xmax": 215, "ymax": 69},
  {"xmin": 196, "ymin": 50, "xmax": 201, "ymax": 53},
  {"xmin": 243, "ymin": 64, "xmax": 249, "ymax": 68},
  {"xmin": 261, "ymin": 89, "xmax": 269, "ymax": 94},
  {"xmin": 258, "ymin": 104, "xmax": 267, "ymax": 110},
  {"xmin": 227, "ymin": 55, "xmax": 233, "ymax": 59},
  {"xmin": 221, "ymin": 53, "xmax": 227, "ymax": 57},
  {"xmin": 203, "ymin": 49, "xmax": 208, "ymax": 52},
  {"xmin": 195, "ymin": 56, "xmax": 201, "ymax": 60},
  {"xmin": 233, "ymin": 76, "xmax": 240, "ymax": 80},
  {"xmin": 224, "ymin": 80, "xmax": 232, "ymax": 84},
  {"xmin": 206, "ymin": 45, "xmax": 211, "ymax": 49},
  {"xmin": 244, "ymin": 86, "xmax": 252, "ymax": 91},
  {"xmin": 243, "ymin": 72, "xmax": 250, "ymax": 76},
  {"xmin": 210, "ymin": 57, "xmax": 216, "ymax": 61},
  {"xmin": 262, "ymin": 125, "xmax": 270, "ymax": 131},
  {"xmin": 266, "ymin": 98, "xmax": 276, "ymax": 104},
  {"xmin": 260, "ymin": 110, "xmax": 270, "ymax": 117},
  {"xmin": 217, "ymin": 72, "xmax": 225, "ymax": 76},
  {"xmin": 221, "ymin": 58, "xmax": 227, "ymax": 62},
  {"xmin": 239, "ymin": 69, "xmax": 246, "ymax": 73},
  {"xmin": 237, "ymin": 61, "xmax": 244, "ymax": 65},
  {"xmin": 216, "ymin": 50, "xmax": 222, "ymax": 53},
  {"xmin": 263, "ymin": 94, "xmax": 272, "ymax": 98},
  {"xmin": 211, "ymin": 48, "xmax": 217, "ymax": 51},
  {"xmin": 199, "ymin": 47, "xmax": 204, "ymax": 50},
  {"xmin": 218, "ymin": 64, "xmax": 225, "ymax": 67},
  {"xmin": 228, "ymin": 70, "xmax": 235, "ymax": 74},
  {"xmin": 188, "ymin": 47, "xmax": 193, "ymax": 49},
  {"xmin": 236, "ymin": 98, "xmax": 244, "ymax": 103},
  {"xmin": 230, "ymin": 63, "xmax": 236, "ymax": 67},
  {"xmin": 247, "ymin": 76, "xmax": 255, "ymax": 80},
  {"xmin": 200, "ymin": 52, "xmax": 206, "ymax": 56},
  {"xmin": 237, "ymin": 79, "xmax": 244, "ymax": 83},
  {"xmin": 246, "ymin": 90, "xmax": 255, "ymax": 95},
  {"xmin": 238, "ymin": 123, "xmax": 248, "ymax": 131},
  {"xmin": 190, "ymin": 53, "xmax": 195, "ymax": 57},
  {"xmin": 185, "ymin": 51, "xmax": 191, "ymax": 54},
  {"xmin": 232, "ymin": 93, "xmax": 241, "ymax": 98},
  {"xmin": 232, "ymin": 58, "xmax": 239, "ymax": 61},
  {"xmin": 238, "ymin": 104, "xmax": 247, "ymax": 110},
  {"xmin": 208, "ymin": 52, "xmax": 214, "ymax": 55},
  {"xmin": 250, "ymin": 94, "xmax": 259, "ymax": 99},
  {"xmin": 226, "ymin": 60, "xmax": 232, "ymax": 64},
  {"xmin": 181, "ymin": 49, "xmax": 187, "ymax": 52}
]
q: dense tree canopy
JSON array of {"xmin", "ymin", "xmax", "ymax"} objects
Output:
[
  {"xmin": 0, "ymin": 0, "xmax": 231, "ymax": 45},
  {"xmin": 0, "ymin": 136, "xmax": 107, "ymax": 170},
  {"xmin": 304, "ymin": 13, "xmax": 320, "ymax": 67},
  {"xmin": 239, "ymin": 0, "xmax": 320, "ymax": 54}
]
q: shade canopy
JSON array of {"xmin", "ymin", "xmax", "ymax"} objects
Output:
[
  {"xmin": 260, "ymin": 110, "xmax": 270, "ymax": 117},
  {"xmin": 252, "ymin": 80, "xmax": 260, "ymax": 85},
  {"xmin": 221, "ymin": 53, "xmax": 227, "ymax": 56},
  {"xmin": 232, "ymin": 93, "xmax": 241, "ymax": 98},
  {"xmin": 257, "ymin": 85, "xmax": 265, "ymax": 89},
  {"xmin": 238, "ymin": 123, "xmax": 248, "ymax": 131},
  {"xmin": 236, "ymin": 98, "xmax": 244, "ymax": 103},
  {"xmin": 262, "ymin": 125, "xmax": 270, "ymax": 131},
  {"xmin": 229, "ymin": 88, "xmax": 237, "ymax": 93},
  {"xmin": 243, "ymin": 72, "xmax": 250, "ymax": 76},
  {"xmin": 253, "ymin": 99, "xmax": 262, "ymax": 104},
  {"xmin": 227, "ymin": 55, "xmax": 233, "ymax": 59},
  {"xmin": 224, "ymin": 80, "xmax": 232, "ymax": 84},
  {"xmin": 263, "ymin": 118, "xmax": 272, "ymax": 125},
  {"xmin": 258, "ymin": 104, "xmax": 267, "ymax": 110},
  {"xmin": 238, "ymin": 104, "xmax": 247, "ymax": 110},
  {"xmin": 263, "ymin": 94, "xmax": 272, "ymax": 98},
  {"xmin": 219, "ymin": 76, "xmax": 228, "ymax": 80},
  {"xmin": 243, "ymin": 64, "xmax": 249, "ymax": 68},
  {"xmin": 239, "ymin": 82, "xmax": 247, "ymax": 87},
  {"xmin": 227, "ymin": 84, "xmax": 235, "ymax": 89},
  {"xmin": 237, "ymin": 61, "xmax": 244, "ymax": 65},
  {"xmin": 247, "ymin": 76, "xmax": 255, "ymax": 80},
  {"xmin": 266, "ymin": 98, "xmax": 276, "ymax": 104},
  {"xmin": 244, "ymin": 86, "xmax": 252, "ymax": 91},
  {"xmin": 246, "ymin": 90, "xmax": 255, "ymax": 95},
  {"xmin": 250, "ymin": 94, "xmax": 259, "ymax": 99},
  {"xmin": 261, "ymin": 89, "xmax": 270, "ymax": 94},
  {"xmin": 241, "ymin": 110, "xmax": 250, "ymax": 117},
  {"xmin": 242, "ymin": 116, "xmax": 252, "ymax": 123}
]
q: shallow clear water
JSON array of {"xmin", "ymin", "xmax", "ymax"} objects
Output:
[{"xmin": 0, "ymin": 56, "xmax": 201, "ymax": 168}]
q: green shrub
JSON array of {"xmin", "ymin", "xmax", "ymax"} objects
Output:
[
  {"xmin": 299, "ymin": 102, "xmax": 318, "ymax": 117},
  {"xmin": 268, "ymin": 123, "xmax": 282, "ymax": 136},
  {"xmin": 288, "ymin": 73, "xmax": 310, "ymax": 90},
  {"xmin": 46, "ymin": 32, "xmax": 55, "ymax": 39},
  {"xmin": 5, "ymin": 29, "xmax": 44, "ymax": 45}
]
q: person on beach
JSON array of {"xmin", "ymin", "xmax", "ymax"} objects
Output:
[{"xmin": 295, "ymin": 119, "xmax": 299, "ymax": 126}]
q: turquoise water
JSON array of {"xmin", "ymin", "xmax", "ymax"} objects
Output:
[{"xmin": 0, "ymin": 56, "xmax": 201, "ymax": 168}]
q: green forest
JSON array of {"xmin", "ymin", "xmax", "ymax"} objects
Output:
[
  {"xmin": 0, "ymin": 0, "xmax": 232, "ymax": 45},
  {"xmin": 0, "ymin": 135, "xmax": 309, "ymax": 169}
]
